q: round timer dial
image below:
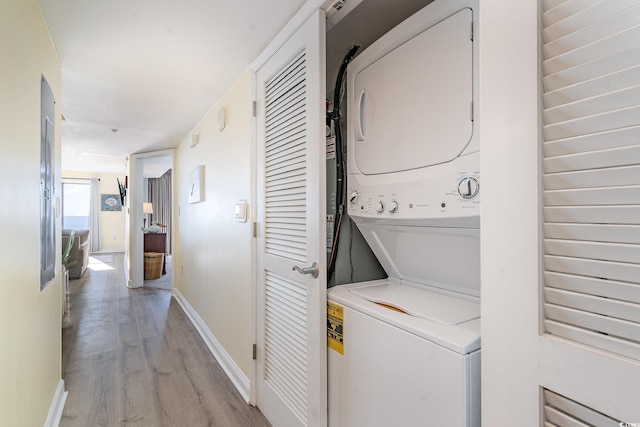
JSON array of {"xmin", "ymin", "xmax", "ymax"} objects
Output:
[
  {"xmin": 458, "ymin": 177, "xmax": 479, "ymax": 199},
  {"xmin": 349, "ymin": 190, "xmax": 359, "ymax": 204}
]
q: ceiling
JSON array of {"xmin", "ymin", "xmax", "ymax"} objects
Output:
[
  {"xmin": 41, "ymin": 0, "xmax": 437, "ymax": 176},
  {"xmin": 38, "ymin": 0, "xmax": 308, "ymax": 175}
]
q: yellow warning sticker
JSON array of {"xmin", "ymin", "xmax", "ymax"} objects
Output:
[{"xmin": 327, "ymin": 301, "xmax": 344, "ymax": 355}]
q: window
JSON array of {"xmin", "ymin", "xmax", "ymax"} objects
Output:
[{"xmin": 62, "ymin": 182, "xmax": 90, "ymax": 230}]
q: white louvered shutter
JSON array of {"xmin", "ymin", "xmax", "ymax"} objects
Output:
[
  {"xmin": 541, "ymin": 0, "xmax": 640, "ymax": 363},
  {"xmin": 539, "ymin": 0, "xmax": 640, "ymax": 421},
  {"xmin": 264, "ymin": 51, "xmax": 309, "ymax": 423},
  {"xmin": 265, "ymin": 52, "xmax": 309, "ymax": 263},
  {"xmin": 542, "ymin": 389, "xmax": 619, "ymax": 426}
]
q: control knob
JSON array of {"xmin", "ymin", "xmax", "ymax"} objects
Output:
[
  {"xmin": 349, "ymin": 190, "xmax": 359, "ymax": 204},
  {"xmin": 389, "ymin": 200, "xmax": 399, "ymax": 213},
  {"xmin": 458, "ymin": 177, "xmax": 479, "ymax": 199},
  {"xmin": 376, "ymin": 201, "xmax": 384, "ymax": 213}
]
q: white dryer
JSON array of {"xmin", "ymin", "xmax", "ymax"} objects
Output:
[{"xmin": 328, "ymin": 0, "xmax": 480, "ymax": 425}]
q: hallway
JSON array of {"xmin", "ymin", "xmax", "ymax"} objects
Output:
[{"xmin": 61, "ymin": 253, "xmax": 270, "ymax": 427}]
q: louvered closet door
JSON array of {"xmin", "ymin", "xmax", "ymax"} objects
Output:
[
  {"xmin": 540, "ymin": 0, "xmax": 640, "ymax": 421},
  {"xmin": 255, "ymin": 9, "xmax": 326, "ymax": 427}
]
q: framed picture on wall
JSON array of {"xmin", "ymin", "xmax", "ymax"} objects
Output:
[
  {"xmin": 189, "ymin": 165, "xmax": 204, "ymax": 204},
  {"xmin": 101, "ymin": 194, "xmax": 122, "ymax": 211}
]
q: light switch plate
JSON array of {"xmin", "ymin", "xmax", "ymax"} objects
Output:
[{"xmin": 235, "ymin": 200, "xmax": 248, "ymax": 222}]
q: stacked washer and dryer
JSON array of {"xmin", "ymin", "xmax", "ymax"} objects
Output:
[{"xmin": 327, "ymin": 0, "xmax": 480, "ymax": 425}]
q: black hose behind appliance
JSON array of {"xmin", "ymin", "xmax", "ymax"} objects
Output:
[{"xmin": 328, "ymin": 44, "xmax": 360, "ymax": 280}]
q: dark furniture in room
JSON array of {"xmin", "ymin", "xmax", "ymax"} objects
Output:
[{"xmin": 144, "ymin": 232, "xmax": 167, "ymax": 275}]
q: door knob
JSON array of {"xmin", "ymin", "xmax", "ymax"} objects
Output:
[{"xmin": 292, "ymin": 262, "xmax": 319, "ymax": 278}]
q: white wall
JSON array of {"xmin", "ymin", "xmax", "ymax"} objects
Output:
[
  {"xmin": 0, "ymin": 0, "xmax": 63, "ymax": 425},
  {"xmin": 479, "ymin": 0, "xmax": 541, "ymax": 424},
  {"xmin": 62, "ymin": 171, "xmax": 127, "ymax": 251},
  {"xmin": 174, "ymin": 70, "xmax": 254, "ymax": 378}
]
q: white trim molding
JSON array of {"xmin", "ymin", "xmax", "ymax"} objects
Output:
[
  {"xmin": 172, "ymin": 289, "xmax": 250, "ymax": 402},
  {"xmin": 250, "ymin": 0, "xmax": 326, "ymax": 72},
  {"xmin": 45, "ymin": 380, "xmax": 68, "ymax": 427}
]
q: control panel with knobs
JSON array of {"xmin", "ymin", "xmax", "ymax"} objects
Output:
[
  {"xmin": 347, "ymin": 166, "xmax": 479, "ymax": 222},
  {"xmin": 347, "ymin": 154, "xmax": 479, "ymax": 224}
]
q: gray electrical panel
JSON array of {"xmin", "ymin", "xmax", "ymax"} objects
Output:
[{"xmin": 40, "ymin": 76, "xmax": 56, "ymax": 290}]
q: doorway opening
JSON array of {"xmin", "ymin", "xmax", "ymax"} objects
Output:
[{"xmin": 127, "ymin": 150, "xmax": 174, "ymax": 290}]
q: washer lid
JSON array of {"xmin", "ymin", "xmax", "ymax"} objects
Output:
[
  {"xmin": 329, "ymin": 280, "xmax": 481, "ymax": 354},
  {"xmin": 350, "ymin": 282, "xmax": 479, "ymax": 325},
  {"xmin": 354, "ymin": 224, "xmax": 481, "ymax": 298}
]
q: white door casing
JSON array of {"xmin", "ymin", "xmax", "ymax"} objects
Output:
[
  {"xmin": 255, "ymin": 9, "xmax": 327, "ymax": 427},
  {"xmin": 127, "ymin": 150, "xmax": 174, "ymax": 289}
]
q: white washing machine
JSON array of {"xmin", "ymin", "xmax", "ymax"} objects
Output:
[
  {"xmin": 328, "ymin": 0, "xmax": 480, "ymax": 425},
  {"xmin": 327, "ymin": 227, "xmax": 481, "ymax": 426},
  {"xmin": 328, "ymin": 278, "xmax": 481, "ymax": 427}
]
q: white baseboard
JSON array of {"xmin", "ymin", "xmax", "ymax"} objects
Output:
[
  {"xmin": 90, "ymin": 249, "xmax": 125, "ymax": 254},
  {"xmin": 45, "ymin": 380, "xmax": 68, "ymax": 427},
  {"xmin": 172, "ymin": 289, "xmax": 250, "ymax": 402}
]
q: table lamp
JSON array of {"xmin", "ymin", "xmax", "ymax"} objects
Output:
[{"xmin": 143, "ymin": 202, "xmax": 153, "ymax": 228}]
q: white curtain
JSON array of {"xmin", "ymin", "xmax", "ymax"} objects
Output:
[
  {"xmin": 148, "ymin": 170, "xmax": 172, "ymax": 255},
  {"xmin": 89, "ymin": 178, "xmax": 101, "ymax": 252}
]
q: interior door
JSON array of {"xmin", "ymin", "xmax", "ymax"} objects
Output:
[{"xmin": 255, "ymin": 9, "xmax": 327, "ymax": 427}]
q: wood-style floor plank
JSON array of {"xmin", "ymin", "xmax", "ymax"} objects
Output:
[{"xmin": 61, "ymin": 253, "xmax": 271, "ymax": 427}]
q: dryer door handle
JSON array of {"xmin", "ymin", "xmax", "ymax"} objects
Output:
[
  {"xmin": 356, "ymin": 89, "xmax": 366, "ymax": 141},
  {"xmin": 292, "ymin": 262, "xmax": 319, "ymax": 279}
]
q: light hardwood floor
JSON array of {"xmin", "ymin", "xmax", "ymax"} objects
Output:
[{"xmin": 61, "ymin": 253, "xmax": 271, "ymax": 427}]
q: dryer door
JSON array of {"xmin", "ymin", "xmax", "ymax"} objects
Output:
[{"xmin": 351, "ymin": 8, "xmax": 474, "ymax": 175}]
